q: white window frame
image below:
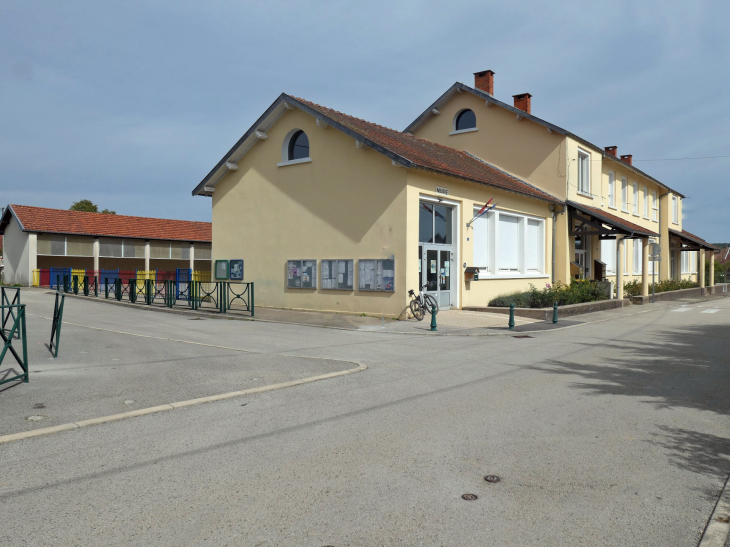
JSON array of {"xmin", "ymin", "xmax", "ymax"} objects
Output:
[
  {"xmin": 601, "ymin": 238, "xmax": 617, "ymax": 275},
  {"xmin": 474, "ymin": 208, "xmax": 547, "ymax": 279},
  {"xmin": 652, "ymin": 191, "xmax": 658, "ymax": 222},
  {"xmin": 672, "ymin": 195, "xmax": 679, "ymax": 224},
  {"xmin": 450, "ymin": 109, "xmax": 479, "ymax": 135},
  {"xmin": 278, "ymin": 128, "xmax": 312, "ymax": 167},
  {"xmin": 632, "ymin": 182, "xmax": 639, "ymax": 216},
  {"xmin": 623, "ymin": 237, "xmax": 629, "ymax": 275},
  {"xmin": 621, "ymin": 177, "xmax": 629, "ymax": 212},
  {"xmin": 643, "ymin": 186, "xmax": 649, "ymax": 218},
  {"xmin": 577, "ymin": 149, "xmax": 591, "ymax": 196},
  {"xmin": 608, "ymin": 171, "xmax": 616, "ymax": 209},
  {"xmin": 471, "ymin": 208, "xmax": 493, "ymax": 274},
  {"xmin": 633, "ymin": 239, "xmax": 642, "ymax": 275}
]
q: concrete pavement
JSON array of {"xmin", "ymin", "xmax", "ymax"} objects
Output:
[{"xmin": 1, "ymin": 290, "xmax": 729, "ymax": 545}]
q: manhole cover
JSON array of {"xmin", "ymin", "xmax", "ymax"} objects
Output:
[
  {"xmin": 25, "ymin": 415, "xmax": 46, "ymax": 422},
  {"xmin": 484, "ymin": 475, "xmax": 501, "ymax": 483},
  {"xmin": 461, "ymin": 493, "xmax": 478, "ymax": 501},
  {"xmin": 512, "ymin": 335, "xmax": 533, "ymax": 339}
]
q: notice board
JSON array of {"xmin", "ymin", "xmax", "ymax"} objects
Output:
[
  {"xmin": 321, "ymin": 260, "xmax": 354, "ymax": 290},
  {"xmin": 287, "ymin": 260, "xmax": 317, "ymax": 289},
  {"xmin": 358, "ymin": 259, "xmax": 395, "ymax": 292}
]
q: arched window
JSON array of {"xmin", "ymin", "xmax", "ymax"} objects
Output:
[
  {"xmin": 288, "ymin": 130, "xmax": 309, "ymax": 161},
  {"xmin": 454, "ymin": 109, "xmax": 477, "ymax": 131}
]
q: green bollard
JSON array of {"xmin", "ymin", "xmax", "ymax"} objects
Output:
[
  {"xmin": 552, "ymin": 302, "xmax": 558, "ymax": 324},
  {"xmin": 508, "ymin": 303, "xmax": 515, "ymax": 330},
  {"xmin": 430, "ymin": 307, "xmax": 437, "ymax": 331}
]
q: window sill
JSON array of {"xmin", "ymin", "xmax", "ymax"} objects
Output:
[
  {"xmin": 449, "ymin": 127, "xmax": 478, "ymax": 135},
  {"xmin": 621, "ymin": 208, "xmax": 629, "ymax": 213},
  {"xmin": 672, "ymin": 221, "xmax": 679, "ymax": 225},
  {"xmin": 608, "ymin": 205, "xmax": 617, "ymax": 210},
  {"xmin": 477, "ymin": 273, "xmax": 549, "ymax": 280},
  {"xmin": 633, "ymin": 213, "xmax": 640, "ymax": 217},
  {"xmin": 277, "ymin": 157, "xmax": 312, "ymax": 167},
  {"xmin": 576, "ymin": 191, "xmax": 593, "ymax": 199}
]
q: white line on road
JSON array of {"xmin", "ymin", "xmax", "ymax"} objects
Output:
[
  {"xmin": 701, "ymin": 309, "xmax": 720, "ymax": 314},
  {"xmin": 671, "ymin": 308, "xmax": 692, "ymax": 312}
]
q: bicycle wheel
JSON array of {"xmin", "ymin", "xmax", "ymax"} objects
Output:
[
  {"xmin": 424, "ymin": 294, "xmax": 439, "ymax": 315},
  {"xmin": 410, "ymin": 298, "xmax": 425, "ymax": 321}
]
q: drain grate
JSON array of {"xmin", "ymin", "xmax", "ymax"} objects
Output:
[
  {"xmin": 512, "ymin": 335, "xmax": 533, "ymax": 339},
  {"xmin": 484, "ymin": 475, "xmax": 501, "ymax": 483},
  {"xmin": 461, "ymin": 493, "xmax": 478, "ymax": 501}
]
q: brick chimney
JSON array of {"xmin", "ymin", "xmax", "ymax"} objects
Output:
[
  {"xmin": 474, "ymin": 70, "xmax": 495, "ymax": 95},
  {"xmin": 605, "ymin": 146, "xmax": 618, "ymax": 157},
  {"xmin": 513, "ymin": 93, "xmax": 532, "ymax": 114},
  {"xmin": 620, "ymin": 154, "xmax": 633, "ymax": 165}
]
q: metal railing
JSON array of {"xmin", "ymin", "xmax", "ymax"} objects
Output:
[
  {"xmin": 0, "ymin": 300, "xmax": 28, "ymax": 385},
  {"xmin": 1, "ymin": 287, "xmax": 21, "ymax": 340}
]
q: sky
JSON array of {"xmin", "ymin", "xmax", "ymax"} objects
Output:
[{"xmin": 1, "ymin": 1, "xmax": 728, "ymax": 241}]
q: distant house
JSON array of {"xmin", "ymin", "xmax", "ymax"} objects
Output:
[{"xmin": 0, "ymin": 205, "xmax": 212, "ymax": 286}]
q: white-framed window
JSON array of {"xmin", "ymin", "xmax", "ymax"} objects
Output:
[
  {"xmin": 633, "ymin": 239, "xmax": 642, "ymax": 274},
  {"xmin": 651, "ymin": 191, "xmax": 658, "ymax": 221},
  {"xmin": 643, "ymin": 186, "xmax": 649, "ymax": 218},
  {"xmin": 623, "ymin": 238, "xmax": 629, "ymax": 274},
  {"xmin": 608, "ymin": 171, "xmax": 616, "ymax": 208},
  {"xmin": 672, "ymin": 195, "xmax": 679, "ymax": 224},
  {"xmin": 632, "ymin": 182, "xmax": 639, "ymax": 215},
  {"xmin": 621, "ymin": 177, "xmax": 628, "ymax": 212},
  {"xmin": 472, "ymin": 208, "xmax": 545, "ymax": 277},
  {"xmin": 577, "ymin": 149, "xmax": 591, "ymax": 196},
  {"xmin": 681, "ymin": 251, "xmax": 689, "ymax": 274},
  {"xmin": 680, "ymin": 250, "xmax": 698, "ymax": 274},
  {"xmin": 451, "ymin": 109, "xmax": 478, "ymax": 134},
  {"xmin": 601, "ymin": 238, "xmax": 617, "ymax": 275},
  {"xmin": 279, "ymin": 128, "xmax": 312, "ymax": 167}
]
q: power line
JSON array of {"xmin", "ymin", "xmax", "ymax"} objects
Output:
[{"xmin": 633, "ymin": 154, "xmax": 730, "ymax": 162}]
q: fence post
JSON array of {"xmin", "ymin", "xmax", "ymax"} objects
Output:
[
  {"xmin": 250, "ymin": 282, "xmax": 254, "ymax": 317},
  {"xmin": 73, "ymin": 275, "xmax": 78, "ymax": 295},
  {"xmin": 552, "ymin": 302, "xmax": 559, "ymax": 324},
  {"xmin": 508, "ymin": 303, "xmax": 515, "ymax": 330},
  {"xmin": 83, "ymin": 276, "xmax": 89, "ymax": 296}
]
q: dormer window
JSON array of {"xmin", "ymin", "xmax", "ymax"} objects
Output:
[
  {"xmin": 279, "ymin": 129, "xmax": 312, "ymax": 167},
  {"xmin": 288, "ymin": 130, "xmax": 309, "ymax": 160},
  {"xmin": 451, "ymin": 109, "xmax": 477, "ymax": 134}
]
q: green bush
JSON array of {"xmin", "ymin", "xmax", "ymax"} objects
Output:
[
  {"xmin": 624, "ymin": 277, "xmax": 698, "ymax": 296},
  {"xmin": 488, "ymin": 290, "xmax": 532, "ymax": 308},
  {"xmin": 489, "ymin": 280, "xmax": 607, "ymax": 308}
]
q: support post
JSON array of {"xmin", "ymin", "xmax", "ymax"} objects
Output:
[
  {"xmin": 93, "ymin": 237, "xmax": 100, "ymax": 272},
  {"xmin": 189, "ymin": 243, "xmax": 195, "ymax": 271},
  {"xmin": 616, "ymin": 237, "xmax": 624, "ymax": 300},
  {"xmin": 699, "ymin": 249, "xmax": 706, "ymax": 289},
  {"xmin": 144, "ymin": 240, "xmax": 150, "ymax": 271},
  {"xmin": 709, "ymin": 250, "xmax": 715, "ymax": 288},
  {"xmin": 430, "ymin": 307, "xmax": 438, "ymax": 331},
  {"xmin": 641, "ymin": 238, "xmax": 649, "ymax": 297}
]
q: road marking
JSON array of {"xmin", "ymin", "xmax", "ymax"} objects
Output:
[
  {"xmin": 0, "ymin": 363, "xmax": 367, "ymax": 445},
  {"xmin": 671, "ymin": 308, "xmax": 692, "ymax": 312},
  {"xmin": 698, "ymin": 474, "xmax": 730, "ymax": 547},
  {"xmin": 701, "ymin": 309, "xmax": 720, "ymax": 314}
]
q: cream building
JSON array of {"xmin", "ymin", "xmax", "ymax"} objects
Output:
[{"xmin": 193, "ymin": 72, "xmax": 716, "ymax": 316}]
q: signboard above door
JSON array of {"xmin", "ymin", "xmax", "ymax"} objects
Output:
[{"xmin": 435, "ymin": 186, "xmax": 449, "ymax": 196}]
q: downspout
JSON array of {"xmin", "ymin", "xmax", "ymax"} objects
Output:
[{"xmin": 550, "ymin": 205, "xmax": 556, "ymax": 284}]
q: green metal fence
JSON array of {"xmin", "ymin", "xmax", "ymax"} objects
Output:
[
  {"xmin": 0, "ymin": 300, "xmax": 28, "ymax": 385},
  {"xmin": 1, "ymin": 287, "xmax": 21, "ymax": 340},
  {"xmin": 49, "ymin": 291, "xmax": 65, "ymax": 358}
]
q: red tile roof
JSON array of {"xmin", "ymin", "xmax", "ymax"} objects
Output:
[
  {"xmin": 568, "ymin": 201, "xmax": 659, "ymax": 237},
  {"xmin": 4, "ymin": 205, "xmax": 211, "ymax": 242},
  {"xmin": 293, "ymin": 97, "xmax": 562, "ymax": 204},
  {"xmin": 669, "ymin": 228, "xmax": 718, "ymax": 250}
]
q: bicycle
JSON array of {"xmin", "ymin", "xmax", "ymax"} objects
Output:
[{"xmin": 408, "ymin": 283, "xmax": 439, "ymax": 321}]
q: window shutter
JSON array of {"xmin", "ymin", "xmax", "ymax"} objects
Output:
[
  {"xmin": 632, "ymin": 183, "xmax": 639, "ymax": 214},
  {"xmin": 472, "ymin": 215, "xmax": 489, "ymax": 269},
  {"xmin": 601, "ymin": 239, "xmax": 616, "ymax": 274},
  {"xmin": 498, "ymin": 215, "xmax": 520, "ymax": 271},
  {"xmin": 525, "ymin": 219, "xmax": 541, "ymax": 272},
  {"xmin": 633, "ymin": 239, "xmax": 642, "ymax": 274}
]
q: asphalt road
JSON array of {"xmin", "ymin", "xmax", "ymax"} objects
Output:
[{"xmin": 1, "ymin": 291, "xmax": 729, "ymax": 546}]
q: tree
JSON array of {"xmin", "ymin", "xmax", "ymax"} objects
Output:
[
  {"xmin": 70, "ymin": 199, "xmax": 98, "ymax": 212},
  {"xmin": 69, "ymin": 200, "xmax": 116, "ymax": 214}
]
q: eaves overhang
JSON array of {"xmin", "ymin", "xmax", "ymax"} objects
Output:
[
  {"xmin": 567, "ymin": 200, "xmax": 659, "ymax": 239},
  {"xmin": 668, "ymin": 228, "xmax": 717, "ymax": 251}
]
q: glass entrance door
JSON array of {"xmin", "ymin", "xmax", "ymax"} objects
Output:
[{"xmin": 420, "ymin": 245, "xmax": 452, "ymax": 309}]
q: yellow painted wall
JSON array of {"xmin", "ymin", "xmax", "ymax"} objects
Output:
[
  {"xmin": 406, "ymin": 169, "xmax": 555, "ymax": 308},
  {"xmin": 211, "ymin": 108, "xmax": 409, "ymax": 317},
  {"xmin": 411, "ymin": 91, "xmax": 567, "ymax": 200}
]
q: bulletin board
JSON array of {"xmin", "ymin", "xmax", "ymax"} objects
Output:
[
  {"xmin": 229, "ymin": 259, "xmax": 244, "ymax": 280},
  {"xmin": 321, "ymin": 260, "xmax": 354, "ymax": 290},
  {"xmin": 214, "ymin": 260, "xmax": 229, "ymax": 280},
  {"xmin": 358, "ymin": 259, "xmax": 395, "ymax": 292},
  {"xmin": 287, "ymin": 260, "xmax": 317, "ymax": 289}
]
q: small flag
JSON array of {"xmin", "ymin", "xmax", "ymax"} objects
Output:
[{"xmin": 467, "ymin": 198, "xmax": 497, "ymax": 227}]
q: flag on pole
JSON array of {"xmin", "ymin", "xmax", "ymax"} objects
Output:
[{"xmin": 467, "ymin": 198, "xmax": 497, "ymax": 227}]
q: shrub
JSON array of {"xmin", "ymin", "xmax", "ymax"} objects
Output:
[
  {"xmin": 488, "ymin": 290, "xmax": 532, "ymax": 308},
  {"xmin": 624, "ymin": 277, "xmax": 699, "ymax": 296}
]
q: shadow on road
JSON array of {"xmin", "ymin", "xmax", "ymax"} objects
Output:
[{"xmin": 527, "ymin": 323, "xmax": 730, "ymax": 483}]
